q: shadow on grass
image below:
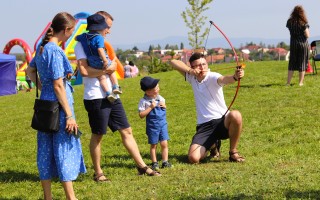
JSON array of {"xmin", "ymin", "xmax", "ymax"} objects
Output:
[
  {"xmin": 258, "ymin": 83, "xmax": 285, "ymax": 87},
  {"xmin": 178, "ymin": 193, "xmax": 264, "ymax": 200},
  {"xmin": 285, "ymin": 189, "xmax": 320, "ymax": 199},
  {"xmin": 102, "ymin": 152, "xmax": 190, "ymax": 168},
  {"xmin": 101, "ymin": 152, "xmax": 229, "ymax": 170},
  {"xmin": 0, "ymin": 198, "xmax": 25, "ymax": 200},
  {"xmin": 0, "ymin": 170, "xmax": 38, "ymax": 183}
]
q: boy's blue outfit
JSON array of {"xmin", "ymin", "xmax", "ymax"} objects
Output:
[
  {"xmin": 138, "ymin": 94, "xmax": 169, "ymax": 144},
  {"xmin": 76, "ymin": 32, "xmax": 112, "ymax": 69}
]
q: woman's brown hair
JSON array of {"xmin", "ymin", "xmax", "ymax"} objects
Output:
[
  {"xmin": 40, "ymin": 12, "xmax": 76, "ymax": 54},
  {"xmin": 288, "ymin": 5, "xmax": 308, "ymax": 26}
]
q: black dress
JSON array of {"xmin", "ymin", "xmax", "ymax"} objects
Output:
[{"xmin": 286, "ymin": 20, "xmax": 309, "ymax": 72}]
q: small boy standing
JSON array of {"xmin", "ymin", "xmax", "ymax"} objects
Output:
[
  {"xmin": 76, "ymin": 14, "xmax": 121, "ymax": 102},
  {"xmin": 138, "ymin": 76, "xmax": 172, "ymax": 170}
]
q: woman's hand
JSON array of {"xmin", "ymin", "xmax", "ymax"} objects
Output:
[{"xmin": 65, "ymin": 117, "xmax": 78, "ymax": 134}]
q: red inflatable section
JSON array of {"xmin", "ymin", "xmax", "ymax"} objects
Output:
[
  {"xmin": 104, "ymin": 40, "xmax": 124, "ymax": 79},
  {"xmin": 3, "ymin": 38, "xmax": 32, "ymax": 71}
]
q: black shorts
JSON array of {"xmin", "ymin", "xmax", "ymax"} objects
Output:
[
  {"xmin": 83, "ymin": 98, "xmax": 130, "ymax": 135},
  {"xmin": 191, "ymin": 117, "xmax": 229, "ymax": 150}
]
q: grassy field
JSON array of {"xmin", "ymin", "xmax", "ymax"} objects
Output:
[{"xmin": 1, "ymin": 61, "xmax": 320, "ymax": 199}]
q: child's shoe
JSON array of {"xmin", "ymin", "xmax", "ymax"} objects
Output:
[
  {"xmin": 112, "ymin": 85, "xmax": 122, "ymax": 94},
  {"xmin": 151, "ymin": 162, "xmax": 160, "ymax": 171},
  {"xmin": 106, "ymin": 92, "xmax": 117, "ymax": 103},
  {"xmin": 161, "ymin": 161, "xmax": 172, "ymax": 168}
]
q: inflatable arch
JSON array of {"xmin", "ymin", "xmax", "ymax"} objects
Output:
[{"xmin": 3, "ymin": 38, "xmax": 32, "ymax": 71}]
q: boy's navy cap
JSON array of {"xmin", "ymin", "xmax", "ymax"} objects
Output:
[
  {"xmin": 140, "ymin": 76, "xmax": 160, "ymax": 91},
  {"xmin": 86, "ymin": 14, "xmax": 108, "ymax": 31}
]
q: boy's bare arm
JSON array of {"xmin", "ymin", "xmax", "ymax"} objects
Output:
[{"xmin": 97, "ymin": 48, "xmax": 109, "ymax": 69}]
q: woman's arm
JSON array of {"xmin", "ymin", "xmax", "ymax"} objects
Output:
[
  {"xmin": 53, "ymin": 78, "xmax": 78, "ymax": 133},
  {"xmin": 305, "ymin": 27, "xmax": 310, "ymax": 38},
  {"xmin": 26, "ymin": 66, "xmax": 42, "ymax": 90}
]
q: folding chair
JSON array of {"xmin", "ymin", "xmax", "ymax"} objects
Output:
[{"xmin": 310, "ymin": 40, "xmax": 320, "ymax": 74}]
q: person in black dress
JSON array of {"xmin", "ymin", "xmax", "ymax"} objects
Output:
[{"xmin": 286, "ymin": 5, "xmax": 310, "ymax": 86}]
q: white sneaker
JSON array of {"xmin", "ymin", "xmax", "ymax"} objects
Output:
[{"xmin": 107, "ymin": 93, "xmax": 117, "ymax": 103}]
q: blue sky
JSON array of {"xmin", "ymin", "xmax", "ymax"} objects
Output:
[{"xmin": 0, "ymin": 0, "xmax": 319, "ymax": 52}]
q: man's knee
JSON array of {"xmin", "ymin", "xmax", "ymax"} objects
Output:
[
  {"xmin": 188, "ymin": 154, "xmax": 200, "ymax": 164},
  {"xmin": 228, "ymin": 110, "xmax": 242, "ymax": 125},
  {"xmin": 119, "ymin": 127, "xmax": 133, "ymax": 139},
  {"xmin": 91, "ymin": 134, "xmax": 103, "ymax": 143}
]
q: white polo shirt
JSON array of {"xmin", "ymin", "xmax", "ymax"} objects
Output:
[{"xmin": 186, "ymin": 71, "xmax": 228, "ymax": 124}]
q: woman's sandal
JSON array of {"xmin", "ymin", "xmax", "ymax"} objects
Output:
[
  {"xmin": 137, "ymin": 166, "xmax": 161, "ymax": 176},
  {"xmin": 93, "ymin": 173, "xmax": 111, "ymax": 182},
  {"xmin": 229, "ymin": 151, "xmax": 245, "ymax": 162}
]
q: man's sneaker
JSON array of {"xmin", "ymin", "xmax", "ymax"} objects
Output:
[
  {"xmin": 107, "ymin": 93, "xmax": 117, "ymax": 103},
  {"xmin": 161, "ymin": 161, "xmax": 172, "ymax": 168},
  {"xmin": 112, "ymin": 85, "xmax": 122, "ymax": 94},
  {"xmin": 209, "ymin": 140, "xmax": 221, "ymax": 159},
  {"xmin": 151, "ymin": 162, "xmax": 160, "ymax": 171}
]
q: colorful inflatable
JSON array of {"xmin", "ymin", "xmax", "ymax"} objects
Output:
[
  {"xmin": 2, "ymin": 11, "xmax": 124, "ymax": 85},
  {"xmin": 105, "ymin": 40, "xmax": 124, "ymax": 79}
]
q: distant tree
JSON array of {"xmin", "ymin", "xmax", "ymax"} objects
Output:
[
  {"xmin": 259, "ymin": 41, "xmax": 266, "ymax": 48},
  {"xmin": 181, "ymin": 0, "xmax": 213, "ymax": 49},
  {"xmin": 165, "ymin": 44, "xmax": 170, "ymax": 49},
  {"xmin": 277, "ymin": 41, "xmax": 289, "ymax": 50},
  {"xmin": 246, "ymin": 42, "xmax": 256, "ymax": 46},
  {"xmin": 148, "ymin": 45, "xmax": 154, "ymax": 55},
  {"xmin": 157, "ymin": 44, "xmax": 161, "ymax": 50},
  {"xmin": 180, "ymin": 42, "xmax": 184, "ymax": 50},
  {"xmin": 132, "ymin": 46, "xmax": 139, "ymax": 52},
  {"xmin": 207, "ymin": 48, "xmax": 214, "ymax": 55},
  {"xmin": 169, "ymin": 50, "xmax": 176, "ymax": 59}
]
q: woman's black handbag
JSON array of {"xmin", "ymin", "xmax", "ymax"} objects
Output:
[
  {"xmin": 30, "ymin": 67, "xmax": 60, "ymax": 133},
  {"xmin": 31, "ymin": 99, "xmax": 60, "ymax": 132}
]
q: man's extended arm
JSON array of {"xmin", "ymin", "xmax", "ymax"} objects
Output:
[{"xmin": 170, "ymin": 60, "xmax": 192, "ymax": 77}]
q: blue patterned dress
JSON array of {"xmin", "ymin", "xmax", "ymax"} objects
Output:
[{"xmin": 30, "ymin": 42, "xmax": 86, "ymax": 181}]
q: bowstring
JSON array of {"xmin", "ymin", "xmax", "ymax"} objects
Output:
[{"xmin": 203, "ymin": 23, "xmax": 212, "ymax": 54}]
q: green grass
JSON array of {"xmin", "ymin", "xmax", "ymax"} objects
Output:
[{"xmin": 1, "ymin": 61, "xmax": 320, "ymax": 199}]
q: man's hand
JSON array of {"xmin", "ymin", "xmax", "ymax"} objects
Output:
[
  {"xmin": 234, "ymin": 68, "xmax": 244, "ymax": 80},
  {"xmin": 104, "ymin": 58, "xmax": 117, "ymax": 74}
]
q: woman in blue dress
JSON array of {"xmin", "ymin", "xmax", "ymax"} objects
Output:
[{"xmin": 26, "ymin": 12, "xmax": 86, "ymax": 200}]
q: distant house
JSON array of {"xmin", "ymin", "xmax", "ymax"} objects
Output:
[
  {"xmin": 269, "ymin": 48, "xmax": 288, "ymax": 56},
  {"xmin": 212, "ymin": 47, "xmax": 225, "ymax": 54},
  {"xmin": 128, "ymin": 51, "xmax": 144, "ymax": 58},
  {"xmin": 161, "ymin": 55, "xmax": 180, "ymax": 63},
  {"xmin": 242, "ymin": 45, "xmax": 260, "ymax": 52},
  {"xmin": 206, "ymin": 55, "xmax": 225, "ymax": 64},
  {"xmin": 180, "ymin": 49, "xmax": 193, "ymax": 64}
]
